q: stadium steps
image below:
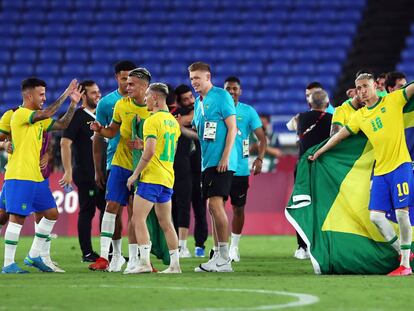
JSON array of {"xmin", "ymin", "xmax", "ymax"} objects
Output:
[{"xmin": 333, "ymin": 0, "xmax": 414, "ymax": 105}]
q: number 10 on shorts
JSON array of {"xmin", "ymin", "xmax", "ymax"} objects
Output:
[{"xmin": 397, "ymin": 182, "xmax": 409, "ymax": 197}]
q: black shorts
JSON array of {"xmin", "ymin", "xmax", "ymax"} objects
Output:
[
  {"xmin": 202, "ymin": 167, "xmax": 234, "ymax": 199},
  {"xmin": 229, "ymin": 176, "xmax": 250, "ymax": 207}
]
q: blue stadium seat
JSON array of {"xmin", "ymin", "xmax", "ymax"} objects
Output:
[
  {"xmin": 65, "ymin": 50, "xmax": 89, "ymax": 63},
  {"xmin": 61, "ymin": 63, "xmax": 86, "ymax": 76},
  {"xmin": 3, "ymin": 90, "xmax": 21, "ymax": 106},
  {"xmin": 35, "ymin": 63, "xmax": 60, "ymax": 76},
  {"xmin": 0, "ymin": 50, "xmax": 12, "ymax": 63},
  {"xmin": 9, "ymin": 63, "xmax": 33, "ymax": 77},
  {"xmin": 13, "ymin": 50, "xmax": 37, "ymax": 63},
  {"xmin": 86, "ymin": 63, "xmax": 112, "ymax": 76},
  {"xmin": 39, "ymin": 49, "xmax": 63, "ymax": 62},
  {"xmin": 0, "ymin": 0, "xmax": 367, "ymax": 119}
]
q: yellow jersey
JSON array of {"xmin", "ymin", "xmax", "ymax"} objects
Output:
[
  {"xmin": 346, "ymin": 89, "xmax": 411, "ymax": 176},
  {"xmin": 0, "ymin": 109, "xmax": 15, "ymax": 135},
  {"xmin": 140, "ymin": 110, "xmax": 181, "ymax": 188},
  {"xmin": 332, "ymin": 99, "xmax": 358, "ymax": 127},
  {"xmin": 111, "ymin": 97, "xmax": 151, "ymax": 171},
  {"xmin": 5, "ymin": 107, "xmax": 54, "ymax": 181}
]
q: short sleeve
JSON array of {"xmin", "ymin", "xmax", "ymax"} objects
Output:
[
  {"xmin": 220, "ymin": 91, "xmax": 236, "ymax": 120},
  {"xmin": 96, "ymin": 98, "xmax": 108, "ymax": 125},
  {"xmin": 388, "ymin": 89, "xmax": 407, "ymax": 108},
  {"xmin": 17, "ymin": 108, "xmax": 35, "ymax": 125},
  {"xmin": 345, "ymin": 111, "xmax": 361, "ymax": 135},
  {"xmin": 332, "ymin": 106, "xmax": 345, "ymax": 127},
  {"xmin": 62, "ymin": 109, "xmax": 80, "ymax": 140},
  {"xmin": 112, "ymin": 100, "xmax": 122, "ymax": 124},
  {"xmin": 249, "ymin": 107, "xmax": 262, "ymax": 131},
  {"xmin": 40, "ymin": 118, "xmax": 55, "ymax": 132},
  {"xmin": 143, "ymin": 116, "xmax": 158, "ymax": 140},
  {"xmin": 0, "ymin": 110, "xmax": 14, "ymax": 134}
]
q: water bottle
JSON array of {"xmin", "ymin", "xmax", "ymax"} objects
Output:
[{"xmin": 63, "ymin": 184, "xmax": 73, "ymax": 193}]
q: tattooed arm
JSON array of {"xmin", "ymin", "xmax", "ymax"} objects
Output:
[
  {"xmin": 51, "ymin": 84, "xmax": 84, "ymax": 130},
  {"xmin": 31, "ymin": 79, "xmax": 78, "ymax": 123}
]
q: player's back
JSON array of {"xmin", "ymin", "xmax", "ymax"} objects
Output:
[{"xmin": 141, "ymin": 111, "xmax": 180, "ymax": 188}]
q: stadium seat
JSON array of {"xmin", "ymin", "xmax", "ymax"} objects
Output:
[
  {"xmin": 35, "ymin": 63, "xmax": 60, "ymax": 76},
  {"xmin": 0, "ymin": 0, "xmax": 367, "ymax": 121}
]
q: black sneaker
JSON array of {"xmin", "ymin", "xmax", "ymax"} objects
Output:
[{"xmin": 82, "ymin": 251, "xmax": 100, "ymax": 262}]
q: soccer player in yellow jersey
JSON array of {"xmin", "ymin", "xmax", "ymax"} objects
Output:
[
  {"xmin": 309, "ymin": 73, "xmax": 414, "ymax": 276},
  {"xmin": 0, "ymin": 108, "xmax": 64, "ymax": 273},
  {"xmin": 126, "ymin": 83, "xmax": 181, "ymax": 274},
  {"xmin": 330, "ymin": 94, "xmax": 365, "ymax": 136},
  {"xmin": 0, "ymin": 108, "xmax": 16, "ymax": 228},
  {"xmin": 89, "ymin": 68, "xmax": 151, "ymax": 272},
  {"xmin": 1, "ymin": 77, "xmax": 82, "ymax": 274}
]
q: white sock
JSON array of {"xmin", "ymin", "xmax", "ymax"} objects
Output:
[
  {"xmin": 36, "ymin": 221, "xmax": 52, "ymax": 259},
  {"xmin": 29, "ymin": 218, "xmax": 56, "ymax": 258},
  {"xmin": 112, "ymin": 239, "xmax": 122, "ymax": 256},
  {"xmin": 218, "ymin": 242, "xmax": 229, "ymax": 260},
  {"xmin": 370, "ymin": 211, "xmax": 400, "ymax": 253},
  {"xmin": 41, "ymin": 236, "xmax": 52, "ymax": 259},
  {"xmin": 230, "ymin": 233, "xmax": 241, "ymax": 248},
  {"xmin": 179, "ymin": 240, "xmax": 187, "ymax": 249},
  {"xmin": 139, "ymin": 244, "xmax": 151, "ymax": 266},
  {"xmin": 100, "ymin": 212, "xmax": 116, "ymax": 260},
  {"xmin": 169, "ymin": 249, "xmax": 180, "ymax": 267},
  {"xmin": 129, "ymin": 243, "xmax": 138, "ymax": 258},
  {"xmin": 4, "ymin": 222, "xmax": 22, "ymax": 267},
  {"xmin": 396, "ymin": 209, "xmax": 412, "ymax": 268}
]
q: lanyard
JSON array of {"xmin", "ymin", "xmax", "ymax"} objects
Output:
[
  {"xmin": 200, "ymin": 97, "xmax": 206, "ymax": 118},
  {"xmin": 298, "ymin": 112, "xmax": 326, "ymax": 140},
  {"xmin": 83, "ymin": 107, "xmax": 96, "ymax": 120}
]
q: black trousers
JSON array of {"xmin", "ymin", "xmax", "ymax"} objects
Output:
[
  {"xmin": 75, "ymin": 181, "xmax": 106, "ymax": 255},
  {"xmin": 172, "ymin": 171, "xmax": 208, "ymax": 248}
]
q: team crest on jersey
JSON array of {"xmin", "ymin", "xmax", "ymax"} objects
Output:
[{"xmin": 381, "ymin": 107, "xmax": 386, "ymax": 113}]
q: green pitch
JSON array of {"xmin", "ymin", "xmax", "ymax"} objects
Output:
[{"xmin": 0, "ymin": 235, "xmax": 412, "ymax": 310}]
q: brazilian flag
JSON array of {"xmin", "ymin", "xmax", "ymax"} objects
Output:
[
  {"xmin": 132, "ymin": 116, "xmax": 170, "ymax": 265},
  {"xmin": 286, "ymin": 86, "xmax": 414, "ymax": 274}
]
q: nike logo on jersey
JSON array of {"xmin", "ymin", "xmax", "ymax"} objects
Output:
[{"xmin": 399, "ymin": 197, "xmax": 407, "ymax": 203}]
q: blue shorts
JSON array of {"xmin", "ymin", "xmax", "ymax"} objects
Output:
[
  {"xmin": 0, "ymin": 184, "xmax": 6, "ymax": 210},
  {"xmin": 136, "ymin": 182, "xmax": 173, "ymax": 204},
  {"xmin": 105, "ymin": 165, "xmax": 132, "ymax": 206},
  {"xmin": 369, "ymin": 162, "xmax": 414, "ymax": 212},
  {"xmin": 4, "ymin": 179, "xmax": 56, "ymax": 217}
]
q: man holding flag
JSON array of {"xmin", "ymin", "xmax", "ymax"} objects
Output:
[{"xmin": 309, "ymin": 73, "xmax": 414, "ymax": 276}]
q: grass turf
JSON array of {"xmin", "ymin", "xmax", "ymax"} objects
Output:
[{"xmin": 0, "ymin": 235, "xmax": 412, "ymax": 310}]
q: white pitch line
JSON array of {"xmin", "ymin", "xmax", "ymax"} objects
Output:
[{"xmin": 0, "ymin": 284, "xmax": 319, "ymax": 310}]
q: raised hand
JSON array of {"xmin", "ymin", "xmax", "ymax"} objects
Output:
[
  {"xmin": 65, "ymin": 79, "xmax": 78, "ymax": 96},
  {"xmin": 70, "ymin": 84, "xmax": 84, "ymax": 106}
]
